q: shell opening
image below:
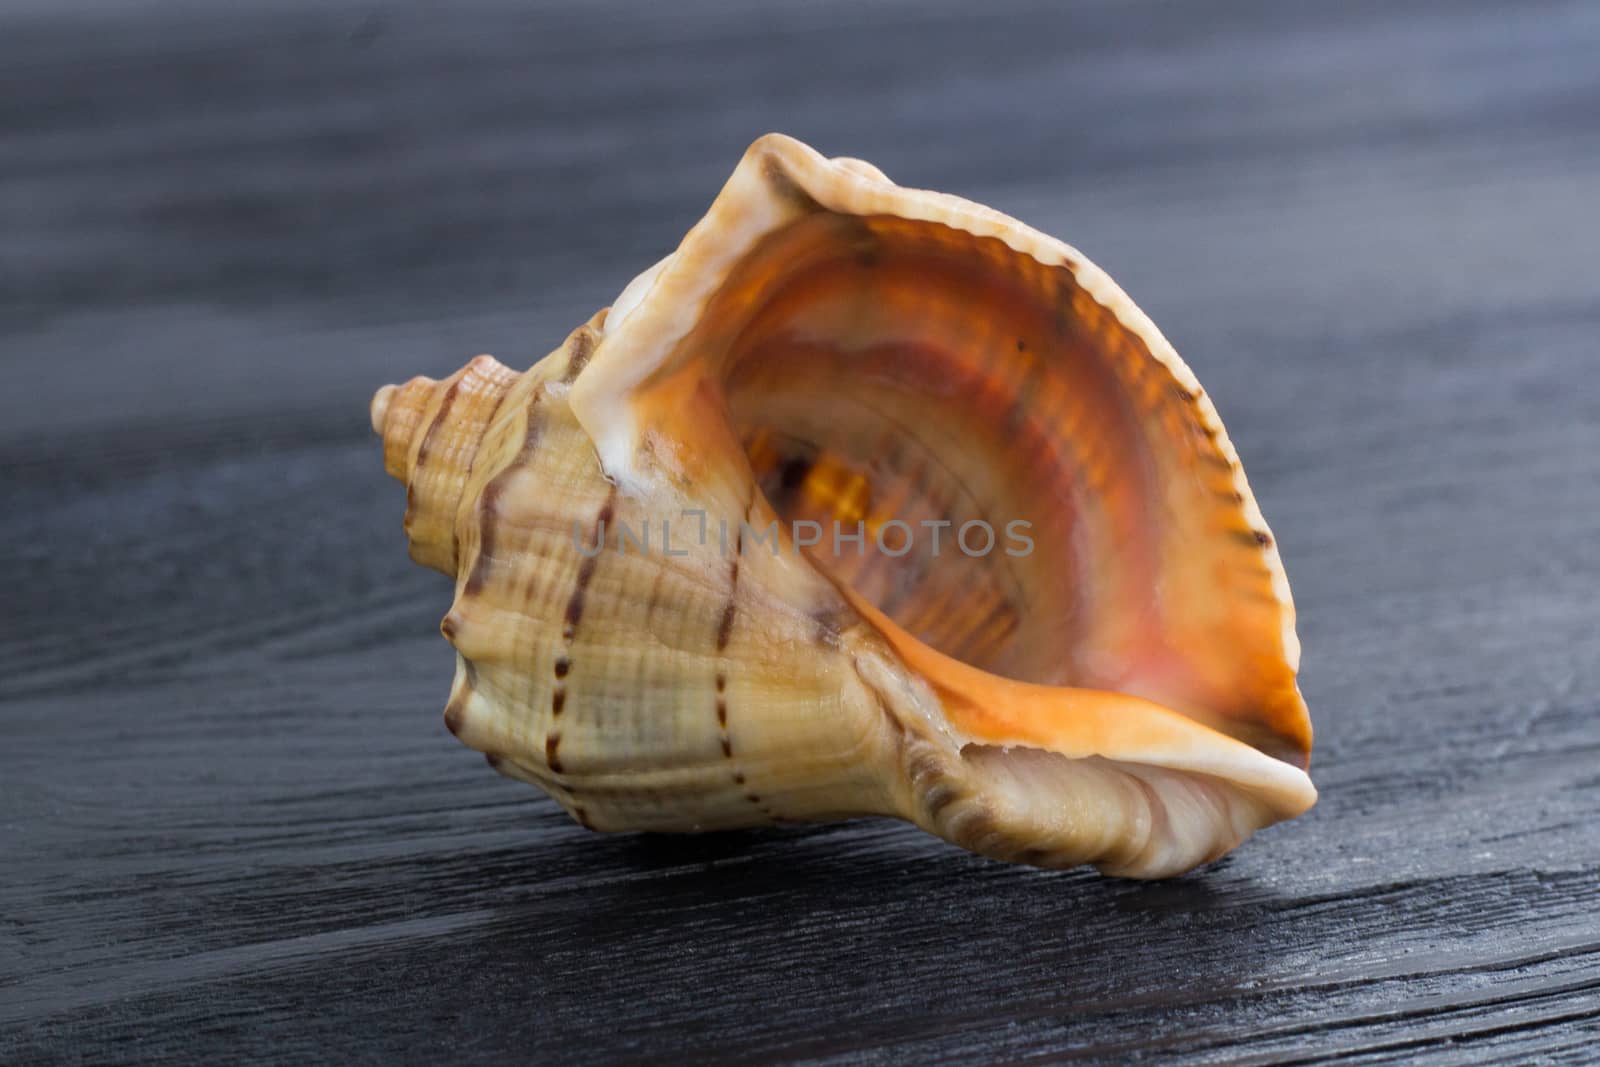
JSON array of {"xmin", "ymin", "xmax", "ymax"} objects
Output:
[
  {"xmin": 650, "ymin": 206, "xmax": 1308, "ymax": 767},
  {"xmin": 714, "ymin": 213, "xmax": 1109, "ymax": 688}
]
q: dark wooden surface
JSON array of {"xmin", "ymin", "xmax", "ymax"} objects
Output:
[{"xmin": 4, "ymin": 1, "xmax": 1599, "ymax": 1062}]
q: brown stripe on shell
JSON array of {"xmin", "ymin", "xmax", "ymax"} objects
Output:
[
  {"xmin": 461, "ymin": 478, "xmax": 501, "ymax": 599},
  {"xmin": 413, "ymin": 378, "xmax": 462, "ymax": 474},
  {"xmin": 544, "ymin": 487, "xmax": 617, "ymax": 775},
  {"xmin": 559, "ymin": 326, "xmax": 597, "ymax": 384},
  {"xmin": 1231, "ymin": 527, "xmax": 1274, "ymax": 549},
  {"xmin": 463, "ymin": 389, "xmax": 546, "ymax": 598},
  {"xmin": 401, "ymin": 376, "xmax": 463, "ymax": 532},
  {"xmin": 826, "ymin": 213, "xmax": 881, "ymax": 269},
  {"xmin": 715, "ymin": 599, "xmax": 738, "ymax": 654},
  {"xmin": 759, "ymin": 155, "xmax": 820, "ymax": 213},
  {"xmin": 563, "ymin": 489, "xmax": 616, "ymax": 641},
  {"xmin": 811, "ymin": 606, "xmax": 847, "ymax": 649},
  {"xmin": 450, "ymin": 360, "xmax": 522, "ymax": 565},
  {"xmin": 712, "ymin": 524, "xmax": 771, "ymax": 816},
  {"xmin": 715, "ymin": 527, "xmax": 743, "ymax": 652}
]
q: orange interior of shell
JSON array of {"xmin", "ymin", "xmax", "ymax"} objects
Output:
[{"xmin": 636, "ymin": 210, "xmax": 1311, "ymax": 770}]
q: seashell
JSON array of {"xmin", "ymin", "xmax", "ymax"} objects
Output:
[{"xmin": 370, "ymin": 134, "xmax": 1315, "ymax": 878}]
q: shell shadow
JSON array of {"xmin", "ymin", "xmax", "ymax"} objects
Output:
[{"xmin": 404, "ymin": 818, "xmax": 1298, "ymax": 1057}]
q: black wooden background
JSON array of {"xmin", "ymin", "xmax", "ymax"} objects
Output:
[{"xmin": 4, "ymin": 1, "xmax": 1599, "ymax": 1062}]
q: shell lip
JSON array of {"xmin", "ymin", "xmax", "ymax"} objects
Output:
[{"xmin": 834, "ymin": 577, "xmax": 1316, "ymax": 822}]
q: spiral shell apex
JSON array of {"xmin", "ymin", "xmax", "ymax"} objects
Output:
[{"xmin": 371, "ymin": 133, "xmax": 1315, "ymax": 878}]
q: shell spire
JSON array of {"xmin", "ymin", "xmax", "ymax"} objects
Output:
[
  {"xmin": 372, "ymin": 355, "xmax": 520, "ymax": 575},
  {"xmin": 370, "ymin": 134, "xmax": 1316, "ymax": 878}
]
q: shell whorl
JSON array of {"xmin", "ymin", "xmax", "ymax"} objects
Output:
[{"xmin": 373, "ymin": 355, "xmax": 520, "ymax": 575}]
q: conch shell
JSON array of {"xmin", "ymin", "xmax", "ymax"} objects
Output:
[{"xmin": 371, "ymin": 134, "xmax": 1315, "ymax": 878}]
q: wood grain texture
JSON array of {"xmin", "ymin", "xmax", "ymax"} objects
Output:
[{"xmin": 3, "ymin": 0, "xmax": 1599, "ymax": 1062}]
